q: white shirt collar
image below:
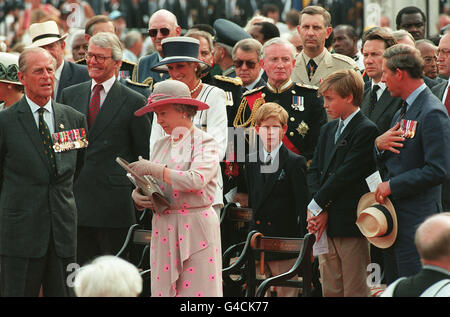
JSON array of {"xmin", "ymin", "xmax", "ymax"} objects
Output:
[
  {"xmin": 263, "ymin": 142, "xmax": 283, "ymax": 163},
  {"xmin": 54, "ymin": 60, "xmax": 64, "ymax": 82},
  {"xmin": 91, "ymin": 75, "xmax": 116, "ymax": 94},
  {"xmin": 340, "ymin": 107, "xmax": 360, "ymax": 131},
  {"xmin": 26, "ymin": 95, "xmax": 53, "ymax": 115}
]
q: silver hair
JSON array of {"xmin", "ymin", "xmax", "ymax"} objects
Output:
[
  {"xmin": 260, "ymin": 37, "xmax": 296, "ymax": 60},
  {"xmin": 123, "ymin": 30, "xmax": 142, "ymax": 50},
  {"xmin": 232, "ymin": 38, "xmax": 262, "ymax": 60},
  {"xmin": 19, "ymin": 47, "xmax": 56, "ymax": 73},
  {"xmin": 89, "ymin": 32, "xmax": 123, "ymax": 61}
]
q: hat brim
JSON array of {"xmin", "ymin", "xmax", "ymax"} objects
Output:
[
  {"xmin": 28, "ymin": 33, "xmax": 68, "ymax": 48},
  {"xmin": 356, "ymin": 192, "xmax": 397, "ymax": 249},
  {"xmin": 135, "ymin": 97, "xmax": 209, "ymax": 116},
  {"xmin": 151, "ymin": 56, "xmax": 210, "ymax": 73},
  {"xmin": 0, "ymin": 78, "xmax": 23, "ymax": 85}
]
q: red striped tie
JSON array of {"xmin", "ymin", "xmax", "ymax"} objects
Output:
[
  {"xmin": 445, "ymin": 86, "xmax": 450, "ymax": 116},
  {"xmin": 88, "ymin": 84, "xmax": 103, "ymax": 128}
]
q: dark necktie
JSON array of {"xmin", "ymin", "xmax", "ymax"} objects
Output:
[
  {"xmin": 38, "ymin": 108, "xmax": 57, "ymax": 176},
  {"xmin": 445, "ymin": 86, "xmax": 450, "ymax": 116},
  {"xmin": 335, "ymin": 120, "xmax": 344, "ymax": 144},
  {"xmin": 368, "ymin": 84, "xmax": 380, "ymax": 116},
  {"xmin": 88, "ymin": 84, "xmax": 103, "ymax": 128},
  {"xmin": 263, "ymin": 153, "xmax": 272, "ymax": 182},
  {"xmin": 399, "ymin": 100, "xmax": 408, "ymax": 120},
  {"xmin": 307, "ymin": 59, "xmax": 317, "ymax": 81}
]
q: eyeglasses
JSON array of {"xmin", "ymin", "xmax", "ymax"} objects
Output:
[
  {"xmin": 85, "ymin": 53, "xmax": 113, "ymax": 62},
  {"xmin": 437, "ymin": 48, "xmax": 450, "ymax": 58},
  {"xmin": 148, "ymin": 28, "xmax": 170, "ymax": 37},
  {"xmin": 423, "ymin": 56, "xmax": 437, "ymax": 64},
  {"xmin": 233, "ymin": 59, "xmax": 257, "ymax": 69}
]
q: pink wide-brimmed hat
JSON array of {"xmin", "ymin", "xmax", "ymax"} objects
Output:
[{"xmin": 135, "ymin": 80, "xmax": 209, "ymax": 116}]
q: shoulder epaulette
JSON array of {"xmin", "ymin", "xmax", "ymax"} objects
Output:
[
  {"xmin": 332, "ymin": 53, "xmax": 357, "ymax": 64},
  {"xmin": 75, "ymin": 57, "xmax": 86, "ymax": 64},
  {"xmin": 125, "ymin": 78, "xmax": 149, "ymax": 88},
  {"xmin": 243, "ymin": 85, "xmax": 265, "ymax": 96},
  {"xmin": 295, "ymin": 82, "xmax": 319, "ymax": 90},
  {"xmin": 214, "ymin": 75, "xmax": 243, "ymax": 86},
  {"xmin": 122, "ymin": 59, "xmax": 137, "ymax": 66}
]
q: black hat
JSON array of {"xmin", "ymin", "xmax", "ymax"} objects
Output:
[
  {"xmin": 151, "ymin": 37, "xmax": 210, "ymax": 73},
  {"xmin": 213, "ymin": 19, "xmax": 251, "ymax": 48}
]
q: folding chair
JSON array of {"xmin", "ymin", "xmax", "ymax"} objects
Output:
[{"xmin": 223, "ymin": 230, "xmax": 315, "ymax": 297}]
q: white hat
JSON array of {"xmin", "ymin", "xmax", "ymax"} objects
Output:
[
  {"xmin": 29, "ymin": 20, "xmax": 68, "ymax": 48},
  {"xmin": 356, "ymin": 193, "xmax": 397, "ymax": 249},
  {"xmin": 0, "ymin": 52, "xmax": 22, "ymax": 85}
]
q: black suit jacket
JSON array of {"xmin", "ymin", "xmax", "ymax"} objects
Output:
[
  {"xmin": 245, "ymin": 144, "xmax": 309, "ymax": 239},
  {"xmin": 360, "ymin": 81, "xmax": 402, "ymax": 134},
  {"xmin": 61, "ymin": 80, "xmax": 151, "ymax": 228},
  {"xmin": 394, "ymin": 267, "xmax": 450, "ymax": 297},
  {"xmin": 55, "ymin": 61, "xmax": 90, "ymax": 103},
  {"xmin": 0, "ymin": 97, "xmax": 87, "ymax": 258},
  {"xmin": 307, "ymin": 111, "xmax": 379, "ymax": 237}
]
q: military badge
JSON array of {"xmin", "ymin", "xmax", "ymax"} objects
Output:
[
  {"xmin": 296, "ymin": 121, "xmax": 309, "ymax": 137},
  {"xmin": 399, "ymin": 119, "xmax": 417, "ymax": 138},
  {"xmin": 292, "ymin": 96, "xmax": 304, "ymax": 111},
  {"xmin": 52, "ymin": 128, "xmax": 88, "ymax": 152},
  {"xmin": 225, "ymin": 91, "xmax": 233, "ymax": 106}
]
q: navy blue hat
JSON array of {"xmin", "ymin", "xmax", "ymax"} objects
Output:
[
  {"xmin": 151, "ymin": 37, "xmax": 210, "ymax": 73},
  {"xmin": 213, "ymin": 19, "xmax": 252, "ymax": 48}
]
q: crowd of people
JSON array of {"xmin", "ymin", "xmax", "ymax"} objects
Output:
[{"xmin": 0, "ymin": 0, "xmax": 449, "ymax": 298}]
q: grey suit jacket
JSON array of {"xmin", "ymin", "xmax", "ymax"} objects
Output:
[
  {"xmin": 0, "ymin": 97, "xmax": 87, "ymax": 258},
  {"xmin": 361, "ymin": 82, "xmax": 402, "ymax": 134},
  {"xmin": 431, "ymin": 80, "xmax": 448, "ymax": 101},
  {"xmin": 61, "ymin": 80, "xmax": 151, "ymax": 228},
  {"xmin": 55, "ymin": 61, "xmax": 90, "ymax": 103}
]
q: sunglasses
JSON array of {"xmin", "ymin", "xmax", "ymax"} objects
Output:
[
  {"xmin": 148, "ymin": 28, "xmax": 170, "ymax": 37},
  {"xmin": 233, "ymin": 59, "xmax": 257, "ymax": 69}
]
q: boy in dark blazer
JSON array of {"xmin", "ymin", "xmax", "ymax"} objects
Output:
[
  {"xmin": 244, "ymin": 102, "xmax": 309, "ymax": 297},
  {"xmin": 307, "ymin": 69, "xmax": 379, "ymax": 297}
]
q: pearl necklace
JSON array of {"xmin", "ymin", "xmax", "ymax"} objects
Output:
[{"xmin": 190, "ymin": 80, "xmax": 202, "ymax": 94}]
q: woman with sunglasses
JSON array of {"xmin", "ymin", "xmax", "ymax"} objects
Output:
[
  {"xmin": 0, "ymin": 52, "xmax": 24, "ymax": 110},
  {"xmin": 149, "ymin": 37, "xmax": 228, "ymax": 217}
]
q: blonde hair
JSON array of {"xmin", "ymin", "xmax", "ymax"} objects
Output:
[
  {"xmin": 318, "ymin": 69, "xmax": 364, "ymax": 106},
  {"xmin": 254, "ymin": 102, "xmax": 288, "ymax": 127}
]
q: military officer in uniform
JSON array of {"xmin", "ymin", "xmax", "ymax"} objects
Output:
[
  {"xmin": 213, "ymin": 19, "xmax": 252, "ymax": 78},
  {"xmin": 292, "ymin": 6, "xmax": 360, "ymax": 91},
  {"xmin": 234, "ymin": 37, "xmax": 327, "ymax": 162}
]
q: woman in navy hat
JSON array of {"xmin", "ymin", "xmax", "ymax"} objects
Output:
[
  {"xmin": 149, "ymin": 36, "xmax": 228, "ymax": 217},
  {"xmin": 130, "ymin": 80, "xmax": 223, "ymax": 297},
  {"xmin": 0, "ymin": 52, "xmax": 23, "ymax": 110}
]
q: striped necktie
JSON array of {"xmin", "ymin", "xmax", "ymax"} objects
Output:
[{"xmin": 38, "ymin": 108, "xmax": 57, "ymax": 176}]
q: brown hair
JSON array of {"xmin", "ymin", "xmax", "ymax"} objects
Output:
[
  {"xmin": 362, "ymin": 27, "xmax": 398, "ymax": 50},
  {"xmin": 383, "ymin": 44, "xmax": 424, "ymax": 79},
  {"xmin": 254, "ymin": 102, "xmax": 288, "ymax": 127},
  {"xmin": 318, "ymin": 69, "xmax": 364, "ymax": 106},
  {"xmin": 300, "ymin": 6, "xmax": 331, "ymax": 28},
  {"xmin": 85, "ymin": 15, "xmax": 112, "ymax": 36}
]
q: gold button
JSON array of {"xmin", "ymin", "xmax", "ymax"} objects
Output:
[
  {"xmin": 290, "ymin": 132, "xmax": 294, "ymax": 136},
  {"xmin": 290, "ymin": 117, "xmax": 295, "ymax": 122}
]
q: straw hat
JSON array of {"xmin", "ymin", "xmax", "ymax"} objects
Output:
[
  {"xmin": 135, "ymin": 80, "xmax": 209, "ymax": 116},
  {"xmin": 29, "ymin": 20, "xmax": 68, "ymax": 48},
  {"xmin": 0, "ymin": 52, "xmax": 22, "ymax": 85},
  {"xmin": 150, "ymin": 37, "xmax": 210, "ymax": 72},
  {"xmin": 356, "ymin": 192, "xmax": 397, "ymax": 249}
]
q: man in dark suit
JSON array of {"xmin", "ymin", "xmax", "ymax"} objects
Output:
[
  {"xmin": 244, "ymin": 102, "xmax": 309, "ymax": 297},
  {"xmin": 28, "ymin": 20, "xmax": 90, "ymax": 103},
  {"xmin": 360, "ymin": 27, "xmax": 402, "ymax": 134},
  {"xmin": 374, "ymin": 44, "xmax": 450, "ymax": 284},
  {"xmin": 133, "ymin": 9, "xmax": 181, "ymax": 86},
  {"xmin": 0, "ymin": 47, "xmax": 87, "ymax": 296},
  {"xmin": 381, "ymin": 213, "xmax": 450, "ymax": 297},
  {"xmin": 307, "ymin": 69, "xmax": 379, "ymax": 297},
  {"xmin": 61, "ymin": 32, "xmax": 152, "ymax": 266}
]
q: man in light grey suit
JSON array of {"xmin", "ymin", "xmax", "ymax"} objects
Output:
[
  {"xmin": 375, "ymin": 44, "xmax": 450, "ymax": 284},
  {"xmin": 61, "ymin": 32, "xmax": 151, "ymax": 266},
  {"xmin": 0, "ymin": 47, "xmax": 87, "ymax": 296}
]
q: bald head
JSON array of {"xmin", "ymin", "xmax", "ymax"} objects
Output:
[
  {"xmin": 415, "ymin": 213, "xmax": 450, "ymax": 269},
  {"xmin": 148, "ymin": 9, "xmax": 181, "ymax": 55},
  {"xmin": 416, "ymin": 39, "xmax": 438, "ymax": 78},
  {"xmin": 148, "ymin": 9, "xmax": 178, "ymax": 28}
]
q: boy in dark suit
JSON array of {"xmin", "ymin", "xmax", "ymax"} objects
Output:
[
  {"xmin": 307, "ymin": 69, "xmax": 379, "ymax": 297},
  {"xmin": 244, "ymin": 102, "xmax": 310, "ymax": 297}
]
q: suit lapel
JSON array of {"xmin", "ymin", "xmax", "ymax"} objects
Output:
[
  {"xmin": 88, "ymin": 80, "xmax": 124, "ymax": 142},
  {"xmin": 56, "ymin": 62, "xmax": 71, "ymax": 101},
  {"xmin": 370, "ymin": 89, "xmax": 395, "ymax": 122},
  {"xmin": 52, "ymin": 101, "xmax": 69, "ymax": 175},
  {"xmin": 255, "ymin": 145, "xmax": 288, "ymax": 211},
  {"xmin": 17, "ymin": 97, "xmax": 51, "ymax": 174}
]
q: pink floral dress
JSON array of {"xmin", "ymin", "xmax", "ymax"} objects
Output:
[{"xmin": 149, "ymin": 127, "xmax": 222, "ymax": 297}]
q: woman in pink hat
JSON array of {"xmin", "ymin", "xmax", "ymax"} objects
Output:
[
  {"xmin": 0, "ymin": 52, "xmax": 23, "ymax": 110},
  {"xmin": 129, "ymin": 79, "xmax": 222, "ymax": 297}
]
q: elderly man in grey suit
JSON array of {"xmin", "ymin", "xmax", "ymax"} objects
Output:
[
  {"xmin": 375, "ymin": 44, "xmax": 450, "ymax": 284},
  {"xmin": 61, "ymin": 32, "xmax": 151, "ymax": 266},
  {"xmin": 0, "ymin": 47, "xmax": 87, "ymax": 296}
]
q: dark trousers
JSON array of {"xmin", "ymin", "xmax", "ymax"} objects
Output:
[
  {"xmin": 0, "ymin": 236, "xmax": 75, "ymax": 297},
  {"xmin": 76, "ymin": 226, "xmax": 129, "ymax": 266}
]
